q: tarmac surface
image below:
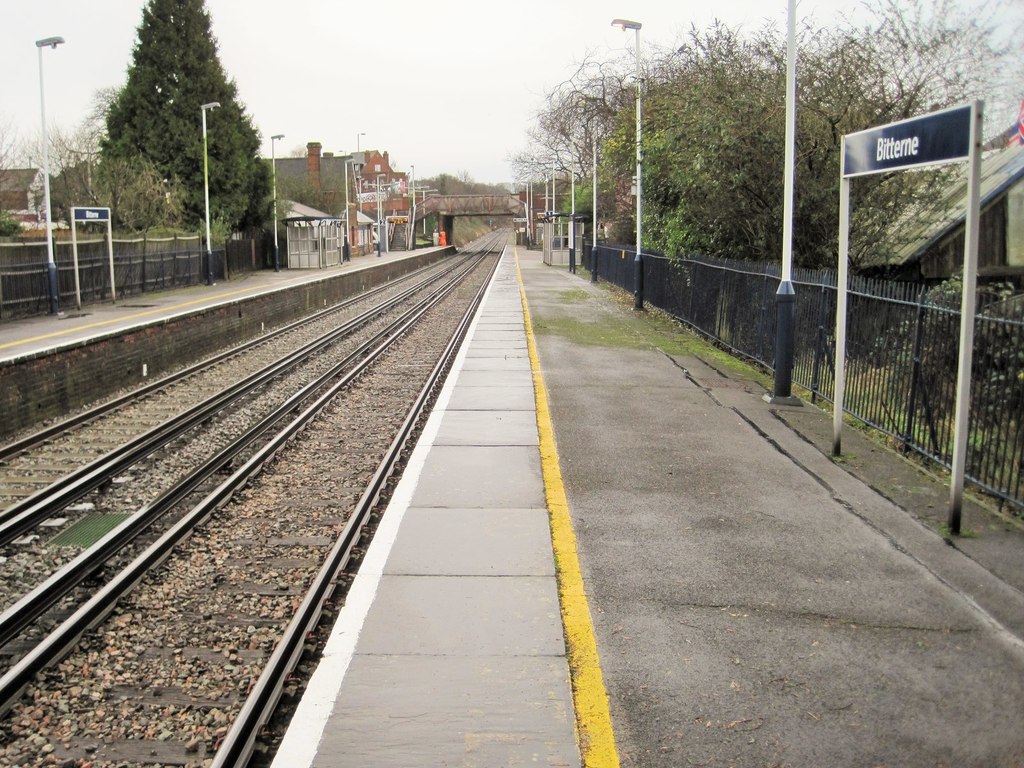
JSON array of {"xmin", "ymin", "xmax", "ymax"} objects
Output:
[{"xmin": 517, "ymin": 245, "xmax": 1024, "ymax": 767}]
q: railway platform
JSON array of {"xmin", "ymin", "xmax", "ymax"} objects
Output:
[
  {"xmin": 0, "ymin": 246, "xmax": 449, "ymax": 365},
  {"xmin": 272, "ymin": 247, "xmax": 582, "ymax": 766}
]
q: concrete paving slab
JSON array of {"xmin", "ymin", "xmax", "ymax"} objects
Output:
[
  {"xmin": 312, "ymin": 655, "xmax": 577, "ymax": 768},
  {"xmin": 477, "ymin": 315, "xmax": 524, "ymax": 323},
  {"xmin": 355, "ymin": 575, "xmax": 565, "ymax": 656},
  {"xmin": 434, "ymin": 410, "xmax": 539, "ymax": 446},
  {"xmin": 465, "ymin": 338, "xmax": 528, "ymax": 349},
  {"xmin": 384, "ymin": 508, "xmax": 555, "ymax": 576},
  {"xmin": 464, "ymin": 346, "xmax": 529, "ymax": 358},
  {"xmin": 452, "ymin": 369, "xmax": 534, "ymax": 387},
  {"xmin": 411, "ymin": 445, "xmax": 545, "ymax": 508},
  {"xmin": 447, "ymin": 385, "xmax": 535, "ymax": 411},
  {"xmin": 472, "ymin": 329, "xmax": 530, "ymax": 340},
  {"xmin": 459, "ymin": 355, "xmax": 532, "ymax": 371}
]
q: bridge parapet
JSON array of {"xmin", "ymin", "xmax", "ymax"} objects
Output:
[{"xmin": 418, "ymin": 194, "xmax": 524, "ymax": 219}]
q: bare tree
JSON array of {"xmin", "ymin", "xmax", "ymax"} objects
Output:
[{"xmin": 0, "ymin": 118, "xmax": 22, "ymax": 235}]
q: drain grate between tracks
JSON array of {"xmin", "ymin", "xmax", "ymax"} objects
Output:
[{"xmin": 48, "ymin": 514, "xmax": 131, "ymax": 548}]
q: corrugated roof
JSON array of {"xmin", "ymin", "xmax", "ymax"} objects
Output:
[
  {"xmin": 282, "ymin": 200, "xmax": 335, "ymax": 220},
  {"xmin": 866, "ymin": 144, "xmax": 1024, "ymax": 267},
  {"xmin": 280, "ymin": 200, "xmax": 374, "ymax": 225}
]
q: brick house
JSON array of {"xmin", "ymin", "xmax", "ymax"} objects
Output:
[
  {"xmin": 0, "ymin": 168, "xmax": 45, "ymax": 226},
  {"xmin": 352, "ymin": 149, "xmax": 410, "ymax": 219},
  {"xmin": 271, "ymin": 142, "xmax": 410, "ymax": 254}
]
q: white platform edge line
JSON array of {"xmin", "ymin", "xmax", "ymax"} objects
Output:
[{"xmin": 270, "ymin": 247, "xmax": 515, "ymax": 768}]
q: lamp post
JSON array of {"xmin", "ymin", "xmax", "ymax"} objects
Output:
[
  {"xmin": 568, "ymin": 163, "xmax": 577, "ymax": 273},
  {"xmin": 612, "ymin": 18, "xmax": 643, "ymax": 310},
  {"xmin": 530, "ymin": 178, "xmax": 535, "ymax": 246},
  {"xmin": 409, "ymin": 164, "xmax": 415, "ymax": 250},
  {"xmin": 271, "ymin": 133, "xmax": 283, "ymax": 272},
  {"xmin": 592, "ymin": 133, "xmax": 599, "ymax": 282},
  {"xmin": 341, "ymin": 153, "xmax": 353, "ymax": 261},
  {"xmin": 375, "ymin": 173, "xmax": 385, "ymax": 257},
  {"xmin": 201, "ymin": 101, "xmax": 221, "ymax": 285},
  {"xmin": 36, "ymin": 35, "xmax": 65, "ymax": 315},
  {"xmin": 766, "ymin": 0, "xmax": 802, "ymax": 405},
  {"xmin": 592, "ymin": 134, "xmax": 598, "ymax": 247},
  {"xmin": 357, "ymin": 132, "xmax": 365, "ymax": 152}
]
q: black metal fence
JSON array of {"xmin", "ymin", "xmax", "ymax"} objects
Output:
[
  {"xmin": 587, "ymin": 245, "xmax": 1024, "ymax": 511},
  {"xmin": 0, "ymin": 233, "xmax": 271, "ymax": 320}
]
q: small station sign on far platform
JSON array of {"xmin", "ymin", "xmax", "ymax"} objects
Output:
[{"xmin": 72, "ymin": 207, "xmax": 111, "ymax": 222}]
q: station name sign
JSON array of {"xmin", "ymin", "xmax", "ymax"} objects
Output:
[
  {"xmin": 72, "ymin": 207, "xmax": 111, "ymax": 222},
  {"xmin": 842, "ymin": 104, "xmax": 972, "ymax": 178}
]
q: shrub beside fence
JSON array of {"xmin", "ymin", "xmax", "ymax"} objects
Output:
[
  {"xmin": 0, "ymin": 232, "xmax": 271, "ymax": 320},
  {"xmin": 587, "ymin": 245, "xmax": 1024, "ymax": 512}
]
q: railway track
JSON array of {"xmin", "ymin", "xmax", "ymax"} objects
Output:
[
  {"xmin": 0, "ymin": 232, "xmax": 506, "ymax": 766},
  {"xmin": 0, "ymin": 254, "xmax": 480, "ymax": 669}
]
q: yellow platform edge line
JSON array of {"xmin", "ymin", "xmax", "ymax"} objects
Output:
[{"xmin": 514, "ymin": 247, "xmax": 620, "ymax": 768}]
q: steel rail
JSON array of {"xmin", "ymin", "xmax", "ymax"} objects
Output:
[
  {"xmin": 211, "ymin": 241, "xmax": 504, "ymax": 768},
  {"xmin": 0, "ymin": 256, "xmax": 450, "ymax": 462},
  {"xmin": 0, "ymin": 253, "xmax": 486, "ymax": 648},
  {"xmin": 0, "ymin": 255, "xmax": 475, "ymax": 546},
  {"xmin": 0, "ymin": 249, "xmax": 493, "ymax": 717}
]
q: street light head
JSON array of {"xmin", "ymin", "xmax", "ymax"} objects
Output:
[
  {"xmin": 36, "ymin": 36, "xmax": 65, "ymax": 49},
  {"xmin": 201, "ymin": 101, "xmax": 221, "ymax": 111},
  {"xmin": 611, "ymin": 19, "xmax": 641, "ymax": 30},
  {"xmin": 271, "ymin": 133, "xmax": 284, "ymax": 141}
]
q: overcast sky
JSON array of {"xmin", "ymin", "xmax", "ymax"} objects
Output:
[{"xmin": 3, "ymin": 0, "xmax": 1020, "ymax": 184}]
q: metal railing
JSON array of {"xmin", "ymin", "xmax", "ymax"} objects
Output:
[
  {"xmin": 586, "ymin": 245, "xmax": 1024, "ymax": 511},
  {"xmin": 0, "ymin": 233, "xmax": 270, "ymax": 320}
]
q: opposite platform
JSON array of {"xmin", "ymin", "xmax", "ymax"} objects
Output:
[
  {"xmin": 0, "ymin": 246, "xmax": 449, "ymax": 365},
  {"xmin": 273, "ymin": 248, "xmax": 582, "ymax": 766}
]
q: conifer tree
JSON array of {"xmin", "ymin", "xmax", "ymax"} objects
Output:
[{"xmin": 103, "ymin": 0, "xmax": 269, "ymax": 232}]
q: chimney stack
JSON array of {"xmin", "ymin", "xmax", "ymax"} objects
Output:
[{"xmin": 307, "ymin": 142, "xmax": 322, "ymax": 189}]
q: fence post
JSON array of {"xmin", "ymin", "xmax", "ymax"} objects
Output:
[
  {"xmin": 633, "ymin": 249, "xmax": 644, "ymax": 310},
  {"xmin": 809, "ymin": 282, "xmax": 830, "ymax": 404},
  {"xmin": 904, "ymin": 286, "xmax": 928, "ymax": 446}
]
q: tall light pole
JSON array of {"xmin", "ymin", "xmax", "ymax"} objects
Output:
[
  {"xmin": 36, "ymin": 35, "xmax": 65, "ymax": 315},
  {"xmin": 767, "ymin": 0, "xmax": 802, "ymax": 405},
  {"xmin": 341, "ymin": 153, "xmax": 352, "ymax": 261},
  {"xmin": 271, "ymin": 133, "xmax": 284, "ymax": 272},
  {"xmin": 569, "ymin": 162, "xmax": 576, "ymax": 273},
  {"xmin": 526, "ymin": 178, "xmax": 532, "ymax": 245},
  {"xmin": 357, "ymin": 132, "xmax": 365, "ymax": 152},
  {"xmin": 409, "ymin": 164, "xmax": 416, "ymax": 250},
  {"xmin": 612, "ymin": 18, "xmax": 643, "ymax": 310},
  {"xmin": 592, "ymin": 133, "xmax": 599, "ymax": 283},
  {"xmin": 201, "ymin": 101, "xmax": 221, "ymax": 285},
  {"xmin": 375, "ymin": 173, "xmax": 386, "ymax": 257}
]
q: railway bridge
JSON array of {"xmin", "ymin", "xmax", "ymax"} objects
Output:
[{"xmin": 416, "ymin": 194, "xmax": 526, "ymax": 244}]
